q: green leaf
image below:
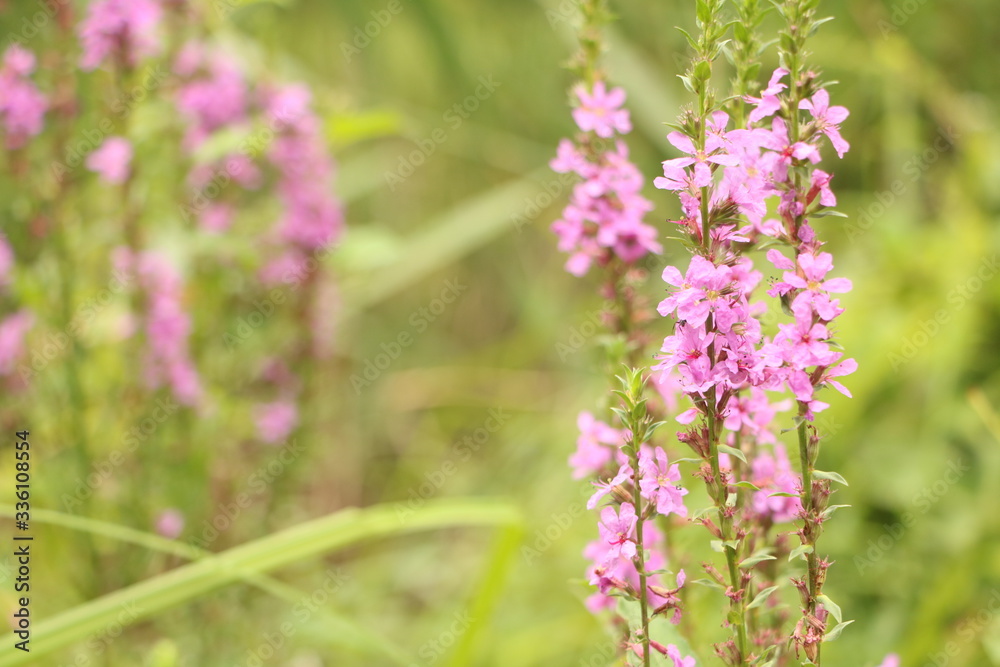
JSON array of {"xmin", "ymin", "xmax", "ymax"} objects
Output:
[
  {"xmin": 823, "ymin": 620, "xmax": 854, "ymax": 642},
  {"xmin": 740, "ymin": 551, "xmax": 777, "ymax": 569},
  {"xmin": 746, "ymin": 585, "xmax": 780, "ymax": 610},
  {"xmin": 734, "ymin": 481, "xmax": 761, "ymax": 491},
  {"xmin": 812, "ymin": 470, "xmax": 849, "ymax": 486},
  {"xmin": 820, "ymin": 504, "xmax": 851, "ymax": 520},
  {"xmin": 768, "ymin": 492, "xmax": 800, "ymax": 498},
  {"xmin": 0, "ymin": 499, "xmax": 520, "ymax": 666},
  {"xmin": 789, "ymin": 544, "xmax": 814, "ymax": 562},
  {"xmin": 718, "ymin": 444, "xmax": 748, "ymax": 464},
  {"xmin": 816, "ymin": 594, "xmax": 842, "ymax": 624}
]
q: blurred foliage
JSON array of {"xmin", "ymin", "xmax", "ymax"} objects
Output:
[{"xmin": 1, "ymin": 0, "xmax": 999, "ymax": 665}]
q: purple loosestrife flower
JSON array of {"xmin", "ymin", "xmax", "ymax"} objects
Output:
[
  {"xmin": 569, "ymin": 411, "xmax": 624, "ymax": 479},
  {"xmin": 174, "ymin": 44, "xmax": 249, "ymax": 150},
  {"xmin": 254, "ymin": 400, "xmax": 298, "ymax": 444},
  {"xmin": 597, "ymin": 502, "xmax": 637, "ymax": 562},
  {"xmin": 877, "ymin": 655, "xmax": 900, "ymax": 667},
  {"xmin": 0, "ymin": 311, "xmax": 33, "ymax": 376},
  {"xmin": 638, "ymin": 447, "xmax": 688, "ymax": 517},
  {"xmin": 572, "ymin": 81, "xmax": 631, "ymax": 138},
  {"xmin": 115, "ymin": 249, "xmax": 203, "ymax": 407},
  {"xmin": 750, "ymin": 443, "xmax": 802, "ymax": 523},
  {"xmin": 0, "ymin": 235, "xmax": 13, "ymax": 288},
  {"xmin": 800, "ymin": 90, "xmax": 850, "ymax": 158},
  {"xmin": 85, "ymin": 136, "xmax": 133, "ymax": 185},
  {"xmin": 0, "ymin": 46, "xmax": 47, "ymax": 149},
  {"xmin": 260, "ymin": 84, "xmax": 344, "ymax": 267},
  {"xmin": 155, "ymin": 509, "xmax": 184, "ymax": 539},
  {"xmin": 551, "ymin": 84, "xmax": 660, "ymax": 276},
  {"xmin": 79, "ymin": 0, "xmax": 163, "ymax": 70}
]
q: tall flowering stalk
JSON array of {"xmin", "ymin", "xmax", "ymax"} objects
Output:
[
  {"xmin": 650, "ymin": 0, "xmax": 855, "ymax": 663},
  {"xmin": 554, "ymin": 0, "xmax": 864, "ymax": 665},
  {"xmin": 552, "ymin": 2, "xmax": 696, "ymax": 666}
]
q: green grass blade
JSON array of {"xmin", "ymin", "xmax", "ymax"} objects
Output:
[
  {"xmin": 0, "ymin": 506, "xmax": 414, "ymax": 665},
  {"xmin": 0, "ymin": 498, "xmax": 520, "ymax": 666}
]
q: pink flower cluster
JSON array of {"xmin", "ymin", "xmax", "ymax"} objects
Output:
[
  {"xmin": 0, "ymin": 46, "xmax": 47, "ymax": 149},
  {"xmin": 86, "ymin": 136, "xmax": 133, "ymax": 185},
  {"xmin": 653, "ymin": 69, "xmax": 856, "ymax": 428},
  {"xmin": 550, "ymin": 82, "xmax": 660, "ymax": 276},
  {"xmin": 78, "ymin": 0, "xmax": 163, "ymax": 71},
  {"xmin": 0, "ymin": 234, "xmax": 32, "ymax": 380},
  {"xmin": 263, "ymin": 84, "xmax": 345, "ymax": 258},
  {"xmin": 114, "ymin": 249, "xmax": 202, "ymax": 406}
]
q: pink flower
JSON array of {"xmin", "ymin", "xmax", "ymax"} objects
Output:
[
  {"xmin": 255, "ymin": 400, "xmax": 298, "ymax": 443},
  {"xmin": 639, "ymin": 447, "xmax": 688, "ymax": 517},
  {"xmin": 587, "ymin": 462, "xmax": 632, "ymax": 509},
  {"xmin": 199, "ymin": 203, "xmax": 236, "ymax": 233},
  {"xmin": 155, "ymin": 509, "xmax": 185, "ymax": 539},
  {"xmin": 569, "ymin": 412, "xmax": 622, "ymax": 479},
  {"xmin": 86, "ymin": 137, "xmax": 132, "ymax": 184},
  {"xmin": 79, "ymin": 0, "xmax": 163, "ymax": 70},
  {"xmin": 265, "ymin": 84, "xmax": 344, "ymax": 251},
  {"xmin": 800, "ymin": 89, "xmax": 850, "ymax": 158},
  {"xmin": 118, "ymin": 249, "xmax": 203, "ymax": 406},
  {"xmin": 662, "ymin": 125, "xmax": 740, "ymax": 188},
  {"xmin": 597, "ymin": 502, "xmax": 637, "ymax": 563},
  {"xmin": 877, "ymin": 655, "xmax": 900, "ymax": 667},
  {"xmin": 0, "ymin": 311, "xmax": 33, "ymax": 375},
  {"xmin": 0, "ymin": 46, "xmax": 47, "ymax": 149},
  {"xmin": 175, "ymin": 48, "xmax": 248, "ymax": 150},
  {"xmin": 751, "ymin": 443, "xmax": 802, "ymax": 523},
  {"xmin": 0, "ymin": 234, "xmax": 13, "ymax": 288},
  {"xmin": 659, "ymin": 256, "xmax": 739, "ymax": 331},
  {"xmin": 666, "ymin": 645, "xmax": 697, "ymax": 667},
  {"xmin": 747, "ymin": 68, "xmax": 789, "ymax": 123},
  {"xmin": 572, "ymin": 82, "xmax": 631, "ymax": 138}
]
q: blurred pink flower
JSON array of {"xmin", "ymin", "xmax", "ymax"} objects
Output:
[
  {"xmin": 155, "ymin": 509, "xmax": 184, "ymax": 539},
  {"xmin": 79, "ymin": 0, "xmax": 163, "ymax": 70},
  {"xmin": 86, "ymin": 136, "xmax": 132, "ymax": 184},
  {"xmin": 0, "ymin": 235, "xmax": 13, "ymax": 288},
  {"xmin": 255, "ymin": 400, "xmax": 298, "ymax": 444},
  {"xmin": 0, "ymin": 311, "xmax": 33, "ymax": 376},
  {"xmin": 0, "ymin": 45, "xmax": 47, "ymax": 149},
  {"xmin": 572, "ymin": 81, "xmax": 631, "ymax": 138}
]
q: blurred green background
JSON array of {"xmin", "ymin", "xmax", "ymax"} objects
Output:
[{"xmin": 3, "ymin": 0, "xmax": 1000, "ymax": 665}]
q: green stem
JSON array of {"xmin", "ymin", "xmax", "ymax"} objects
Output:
[
  {"xmin": 628, "ymin": 441, "xmax": 651, "ymax": 667},
  {"xmin": 796, "ymin": 409, "xmax": 822, "ymax": 664},
  {"xmin": 705, "ymin": 394, "xmax": 749, "ymax": 664}
]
